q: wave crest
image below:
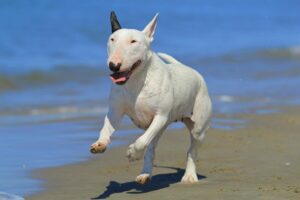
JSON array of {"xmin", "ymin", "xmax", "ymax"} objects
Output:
[
  {"xmin": 0, "ymin": 65, "xmax": 107, "ymax": 92},
  {"xmin": 0, "ymin": 192, "xmax": 24, "ymax": 200}
]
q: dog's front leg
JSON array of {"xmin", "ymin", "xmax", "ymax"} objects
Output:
[
  {"xmin": 90, "ymin": 106, "xmax": 123, "ymax": 154},
  {"xmin": 126, "ymin": 115, "xmax": 168, "ymax": 161}
]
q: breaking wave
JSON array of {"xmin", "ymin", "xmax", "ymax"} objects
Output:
[
  {"xmin": 253, "ymin": 45, "xmax": 300, "ymax": 59},
  {"xmin": 0, "ymin": 192, "xmax": 24, "ymax": 200},
  {"xmin": 0, "ymin": 65, "xmax": 107, "ymax": 92},
  {"xmin": 196, "ymin": 45, "xmax": 300, "ymax": 65}
]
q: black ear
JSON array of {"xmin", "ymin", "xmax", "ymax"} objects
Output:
[{"xmin": 110, "ymin": 11, "xmax": 121, "ymax": 33}]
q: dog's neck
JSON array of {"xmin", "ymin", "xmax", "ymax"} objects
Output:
[{"xmin": 123, "ymin": 50, "xmax": 161, "ymax": 93}]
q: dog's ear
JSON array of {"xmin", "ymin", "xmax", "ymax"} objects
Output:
[
  {"xmin": 142, "ymin": 13, "xmax": 159, "ymax": 42},
  {"xmin": 110, "ymin": 11, "xmax": 121, "ymax": 33}
]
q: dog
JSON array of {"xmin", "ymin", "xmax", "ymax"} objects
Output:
[{"xmin": 90, "ymin": 11, "xmax": 212, "ymax": 184}]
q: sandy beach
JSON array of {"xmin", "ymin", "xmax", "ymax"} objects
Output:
[{"xmin": 27, "ymin": 107, "xmax": 300, "ymax": 200}]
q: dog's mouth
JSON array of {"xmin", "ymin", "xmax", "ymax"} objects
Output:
[{"xmin": 110, "ymin": 60, "xmax": 141, "ymax": 85}]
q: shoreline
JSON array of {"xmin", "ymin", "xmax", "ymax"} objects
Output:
[{"xmin": 27, "ymin": 106, "xmax": 300, "ymax": 200}]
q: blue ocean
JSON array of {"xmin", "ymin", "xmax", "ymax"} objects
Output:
[{"xmin": 0, "ymin": 0, "xmax": 300, "ymax": 198}]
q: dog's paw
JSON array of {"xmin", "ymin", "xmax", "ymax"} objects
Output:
[
  {"xmin": 181, "ymin": 173, "xmax": 198, "ymax": 184},
  {"xmin": 126, "ymin": 144, "xmax": 144, "ymax": 162},
  {"xmin": 136, "ymin": 174, "xmax": 151, "ymax": 185},
  {"xmin": 90, "ymin": 141, "xmax": 107, "ymax": 154}
]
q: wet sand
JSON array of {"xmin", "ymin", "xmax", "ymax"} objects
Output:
[{"xmin": 28, "ymin": 107, "xmax": 300, "ymax": 200}]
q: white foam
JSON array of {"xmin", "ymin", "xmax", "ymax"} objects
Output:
[
  {"xmin": 290, "ymin": 45, "xmax": 300, "ymax": 55},
  {"xmin": 218, "ymin": 95, "xmax": 235, "ymax": 103},
  {"xmin": 29, "ymin": 106, "xmax": 108, "ymax": 116},
  {"xmin": 0, "ymin": 192, "xmax": 24, "ymax": 200}
]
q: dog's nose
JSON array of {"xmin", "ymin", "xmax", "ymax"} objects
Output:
[{"xmin": 109, "ymin": 62, "xmax": 121, "ymax": 72}]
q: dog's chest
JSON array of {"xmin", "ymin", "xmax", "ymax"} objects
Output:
[{"xmin": 124, "ymin": 93, "xmax": 157, "ymax": 129}]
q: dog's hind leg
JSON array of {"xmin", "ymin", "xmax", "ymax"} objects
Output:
[
  {"xmin": 181, "ymin": 118, "xmax": 201, "ymax": 183},
  {"xmin": 181, "ymin": 91, "xmax": 212, "ymax": 183},
  {"xmin": 181, "ymin": 118, "xmax": 207, "ymax": 184},
  {"xmin": 136, "ymin": 128, "xmax": 165, "ymax": 185}
]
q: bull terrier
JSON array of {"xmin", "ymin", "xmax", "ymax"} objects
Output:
[{"xmin": 90, "ymin": 11, "xmax": 212, "ymax": 184}]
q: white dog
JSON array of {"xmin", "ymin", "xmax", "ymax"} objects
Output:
[{"xmin": 91, "ymin": 11, "xmax": 212, "ymax": 184}]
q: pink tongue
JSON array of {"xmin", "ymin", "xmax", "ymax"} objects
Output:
[{"xmin": 110, "ymin": 76, "xmax": 127, "ymax": 83}]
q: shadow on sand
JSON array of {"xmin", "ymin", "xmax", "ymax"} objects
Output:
[{"xmin": 92, "ymin": 165, "xmax": 206, "ymax": 199}]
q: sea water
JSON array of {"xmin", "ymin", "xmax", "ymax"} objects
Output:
[{"xmin": 0, "ymin": 0, "xmax": 300, "ymax": 197}]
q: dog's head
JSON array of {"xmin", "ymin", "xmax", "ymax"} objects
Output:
[{"xmin": 107, "ymin": 11, "xmax": 158, "ymax": 85}]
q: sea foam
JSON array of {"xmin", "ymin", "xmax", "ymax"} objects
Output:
[{"xmin": 0, "ymin": 192, "xmax": 24, "ymax": 200}]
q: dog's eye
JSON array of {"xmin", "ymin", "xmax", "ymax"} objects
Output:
[
  {"xmin": 131, "ymin": 40, "xmax": 137, "ymax": 44},
  {"xmin": 110, "ymin": 38, "xmax": 114, "ymax": 42}
]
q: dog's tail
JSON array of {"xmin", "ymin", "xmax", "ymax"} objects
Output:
[{"xmin": 157, "ymin": 52, "xmax": 182, "ymax": 65}]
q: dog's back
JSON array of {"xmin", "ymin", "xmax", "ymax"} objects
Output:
[{"xmin": 156, "ymin": 53, "xmax": 211, "ymax": 125}]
